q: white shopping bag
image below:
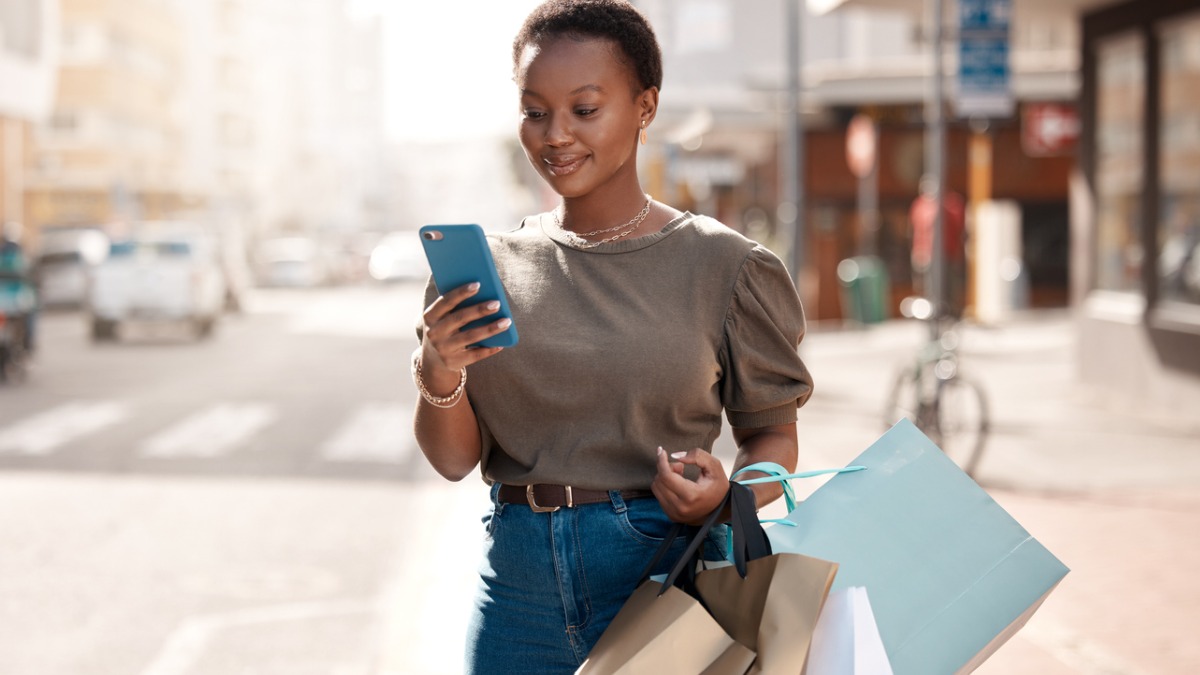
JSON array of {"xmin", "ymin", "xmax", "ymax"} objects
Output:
[{"xmin": 807, "ymin": 586, "xmax": 893, "ymax": 675}]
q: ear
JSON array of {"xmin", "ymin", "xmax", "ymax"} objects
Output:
[{"xmin": 637, "ymin": 86, "xmax": 659, "ymax": 127}]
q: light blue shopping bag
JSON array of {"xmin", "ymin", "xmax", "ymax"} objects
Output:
[{"xmin": 767, "ymin": 420, "xmax": 1069, "ymax": 675}]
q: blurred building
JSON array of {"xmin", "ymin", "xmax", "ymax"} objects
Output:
[
  {"xmin": 637, "ymin": 0, "xmax": 1077, "ymax": 321},
  {"xmin": 24, "ymin": 0, "xmax": 188, "ymax": 231},
  {"xmin": 10, "ymin": 0, "xmax": 389, "ymax": 256},
  {"xmin": 651, "ymin": 0, "xmax": 1200, "ymax": 425},
  {"xmin": 0, "ymin": 0, "xmax": 59, "ymax": 243},
  {"xmin": 172, "ymin": 0, "xmax": 389, "ymax": 252},
  {"xmin": 1075, "ymin": 0, "xmax": 1200, "ymax": 421}
]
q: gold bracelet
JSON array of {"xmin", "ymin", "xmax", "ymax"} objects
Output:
[{"xmin": 411, "ymin": 353, "xmax": 467, "ymax": 408}]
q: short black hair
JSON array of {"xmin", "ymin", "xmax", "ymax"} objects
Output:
[{"xmin": 512, "ymin": 0, "xmax": 663, "ymax": 92}]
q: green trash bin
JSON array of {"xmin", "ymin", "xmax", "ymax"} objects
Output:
[{"xmin": 837, "ymin": 255, "xmax": 890, "ymax": 324}]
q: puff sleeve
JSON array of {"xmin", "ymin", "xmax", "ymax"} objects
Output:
[{"xmin": 720, "ymin": 245, "xmax": 814, "ymax": 428}]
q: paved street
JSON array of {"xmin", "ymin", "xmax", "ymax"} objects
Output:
[
  {"xmin": 0, "ymin": 283, "xmax": 457, "ymax": 675},
  {"xmin": 786, "ymin": 313, "xmax": 1200, "ymax": 675},
  {"xmin": 0, "ymin": 287, "xmax": 1197, "ymax": 674}
]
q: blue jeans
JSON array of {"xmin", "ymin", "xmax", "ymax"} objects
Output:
[{"xmin": 465, "ymin": 484, "xmax": 729, "ymax": 674}]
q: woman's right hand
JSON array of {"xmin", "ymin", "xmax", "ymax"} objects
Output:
[
  {"xmin": 414, "ymin": 281, "xmax": 506, "ymax": 481},
  {"xmin": 419, "ymin": 282, "xmax": 511, "ymax": 379}
]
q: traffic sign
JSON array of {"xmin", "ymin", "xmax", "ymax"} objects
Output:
[
  {"xmin": 957, "ymin": 0, "xmax": 1014, "ymax": 119},
  {"xmin": 1021, "ymin": 103, "xmax": 1080, "ymax": 156}
]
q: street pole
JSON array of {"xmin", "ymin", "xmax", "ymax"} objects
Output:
[
  {"xmin": 782, "ymin": 0, "xmax": 805, "ymax": 291},
  {"xmin": 926, "ymin": 0, "xmax": 946, "ymax": 340}
]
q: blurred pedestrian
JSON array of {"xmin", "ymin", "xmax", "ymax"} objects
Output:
[
  {"xmin": 909, "ymin": 175, "xmax": 967, "ymax": 319},
  {"xmin": 0, "ymin": 221, "xmax": 38, "ymax": 354},
  {"xmin": 410, "ymin": 1, "xmax": 813, "ymax": 672}
]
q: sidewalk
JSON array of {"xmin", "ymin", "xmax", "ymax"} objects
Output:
[{"xmin": 779, "ymin": 310, "xmax": 1200, "ymax": 674}]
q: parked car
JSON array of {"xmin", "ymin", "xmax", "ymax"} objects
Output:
[
  {"xmin": 87, "ymin": 227, "xmax": 227, "ymax": 341},
  {"xmin": 368, "ymin": 231, "xmax": 430, "ymax": 283},
  {"xmin": 253, "ymin": 236, "xmax": 332, "ymax": 288},
  {"xmin": 33, "ymin": 226, "xmax": 110, "ymax": 308}
]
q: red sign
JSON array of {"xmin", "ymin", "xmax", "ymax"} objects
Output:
[{"xmin": 1022, "ymin": 103, "xmax": 1080, "ymax": 157}]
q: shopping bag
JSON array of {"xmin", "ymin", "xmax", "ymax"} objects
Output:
[
  {"xmin": 768, "ymin": 419, "xmax": 1070, "ymax": 675},
  {"xmin": 693, "ymin": 481, "xmax": 840, "ymax": 675},
  {"xmin": 577, "ymin": 485, "xmax": 759, "ymax": 675},
  {"xmin": 580, "ymin": 482, "xmax": 839, "ymax": 675},
  {"xmin": 576, "ymin": 580, "xmax": 755, "ymax": 674},
  {"xmin": 807, "ymin": 586, "xmax": 894, "ymax": 675}
]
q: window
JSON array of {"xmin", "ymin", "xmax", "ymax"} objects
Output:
[
  {"xmin": 1094, "ymin": 33, "xmax": 1145, "ymax": 293},
  {"xmin": 1158, "ymin": 13, "xmax": 1200, "ymax": 305},
  {"xmin": 0, "ymin": 0, "xmax": 41, "ymax": 58}
]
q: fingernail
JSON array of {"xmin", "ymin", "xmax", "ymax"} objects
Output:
[
  {"xmin": 670, "ymin": 451, "xmax": 687, "ymax": 459},
  {"xmin": 486, "ymin": 300, "xmax": 501, "ymax": 311},
  {"xmin": 496, "ymin": 318, "xmax": 512, "ymax": 329},
  {"xmin": 657, "ymin": 446, "xmax": 665, "ymax": 456},
  {"xmin": 468, "ymin": 282, "xmax": 481, "ymax": 291}
]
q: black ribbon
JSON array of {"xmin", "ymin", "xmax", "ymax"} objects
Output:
[{"xmin": 638, "ymin": 481, "xmax": 774, "ymax": 599}]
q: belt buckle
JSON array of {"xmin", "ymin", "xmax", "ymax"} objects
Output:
[{"xmin": 527, "ymin": 484, "xmax": 571, "ymax": 513}]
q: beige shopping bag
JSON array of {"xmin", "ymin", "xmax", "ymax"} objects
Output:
[
  {"xmin": 697, "ymin": 552, "xmax": 839, "ymax": 674},
  {"xmin": 581, "ymin": 482, "xmax": 838, "ymax": 675},
  {"xmin": 576, "ymin": 579, "xmax": 755, "ymax": 675}
]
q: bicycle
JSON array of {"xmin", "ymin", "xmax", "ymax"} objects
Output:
[{"xmin": 882, "ymin": 297, "xmax": 990, "ymax": 478}]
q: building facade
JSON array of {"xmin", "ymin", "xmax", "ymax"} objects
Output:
[
  {"xmin": 24, "ymin": 0, "xmax": 188, "ymax": 231},
  {"xmin": 1077, "ymin": 0, "xmax": 1200, "ymax": 421},
  {"xmin": 10, "ymin": 0, "xmax": 389, "ymax": 256},
  {"xmin": 636, "ymin": 0, "xmax": 1078, "ymax": 321},
  {"xmin": 0, "ymin": 0, "xmax": 59, "ymax": 237},
  {"xmin": 795, "ymin": 0, "xmax": 1200, "ymax": 425}
]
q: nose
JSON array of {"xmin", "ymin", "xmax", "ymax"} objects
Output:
[{"xmin": 545, "ymin": 113, "xmax": 573, "ymax": 147}]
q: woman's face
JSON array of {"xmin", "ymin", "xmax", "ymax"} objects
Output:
[{"xmin": 516, "ymin": 36, "xmax": 655, "ymax": 200}]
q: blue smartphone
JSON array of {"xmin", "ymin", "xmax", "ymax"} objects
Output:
[{"xmin": 418, "ymin": 224, "xmax": 518, "ymax": 348}]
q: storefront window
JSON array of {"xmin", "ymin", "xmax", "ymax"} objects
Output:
[
  {"xmin": 1094, "ymin": 33, "xmax": 1144, "ymax": 293},
  {"xmin": 1159, "ymin": 14, "xmax": 1200, "ymax": 305}
]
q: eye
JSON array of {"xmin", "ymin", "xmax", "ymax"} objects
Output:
[
  {"xmin": 522, "ymin": 109, "xmax": 546, "ymax": 120},
  {"xmin": 575, "ymin": 107, "xmax": 598, "ymax": 117}
]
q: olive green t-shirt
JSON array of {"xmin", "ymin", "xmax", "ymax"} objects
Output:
[{"xmin": 419, "ymin": 212, "xmax": 813, "ymax": 490}]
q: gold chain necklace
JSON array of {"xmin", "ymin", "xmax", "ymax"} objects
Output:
[{"xmin": 553, "ymin": 197, "xmax": 652, "ymax": 249}]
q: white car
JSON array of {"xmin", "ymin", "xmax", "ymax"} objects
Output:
[
  {"xmin": 87, "ymin": 229, "xmax": 227, "ymax": 341},
  {"xmin": 254, "ymin": 237, "xmax": 332, "ymax": 288},
  {"xmin": 34, "ymin": 227, "xmax": 110, "ymax": 308},
  {"xmin": 368, "ymin": 231, "xmax": 430, "ymax": 283}
]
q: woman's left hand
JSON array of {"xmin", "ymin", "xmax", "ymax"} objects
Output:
[{"xmin": 651, "ymin": 447, "xmax": 730, "ymax": 525}]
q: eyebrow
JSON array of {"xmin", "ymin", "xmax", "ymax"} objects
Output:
[{"xmin": 520, "ymin": 84, "xmax": 606, "ymax": 98}]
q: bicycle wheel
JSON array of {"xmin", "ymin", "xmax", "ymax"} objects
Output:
[
  {"xmin": 932, "ymin": 376, "xmax": 989, "ymax": 477},
  {"xmin": 883, "ymin": 365, "xmax": 938, "ymax": 430}
]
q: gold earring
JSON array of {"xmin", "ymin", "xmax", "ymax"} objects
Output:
[{"xmin": 639, "ymin": 121, "xmax": 648, "ymax": 145}]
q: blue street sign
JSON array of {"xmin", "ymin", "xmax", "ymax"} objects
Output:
[{"xmin": 957, "ymin": 0, "xmax": 1013, "ymax": 118}]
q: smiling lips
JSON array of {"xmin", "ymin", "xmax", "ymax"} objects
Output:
[{"xmin": 544, "ymin": 155, "xmax": 587, "ymax": 176}]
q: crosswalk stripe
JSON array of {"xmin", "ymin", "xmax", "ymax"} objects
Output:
[
  {"xmin": 140, "ymin": 403, "xmax": 278, "ymax": 458},
  {"xmin": 0, "ymin": 402, "xmax": 130, "ymax": 455},
  {"xmin": 319, "ymin": 402, "xmax": 413, "ymax": 463}
]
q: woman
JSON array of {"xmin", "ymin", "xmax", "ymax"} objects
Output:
[{"xmin": 412, "ymin": 1, "xmax": 813, "ymax": 672}]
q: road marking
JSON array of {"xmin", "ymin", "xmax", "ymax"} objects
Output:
[
  {"xmin": 139, "ymin": 598, "xmax": 375, "ymax": 675},
  {"xmin": 0, "ymin": 401, "xmax": 129, "ymax": 455},
  {"xmin": 319, "ymin": 402, "xmax": 413, "ymax": 463},
  {"xmin": 140, "ymin": 403, "xmax": 277, "ymax": 458}
]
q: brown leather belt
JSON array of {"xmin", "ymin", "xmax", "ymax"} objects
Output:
[{"xmin": 497, "ymin": 484, "xmax": 655, "ymax": 513}]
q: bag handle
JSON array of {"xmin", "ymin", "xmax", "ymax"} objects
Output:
[
  {"xmin": 642, "ymin": 464, "xmax": 869, "ymax": 595},
  {"xmin": 654, "ymin": 488, "xmax": 729, "ymax": 595},
  {"xmin": 732, "ymin": 462, "xmax": 867, "ymax": 512},
  {"xmin": 726, "ymin": 480, "xmax": 771, "ymax": 575}
]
